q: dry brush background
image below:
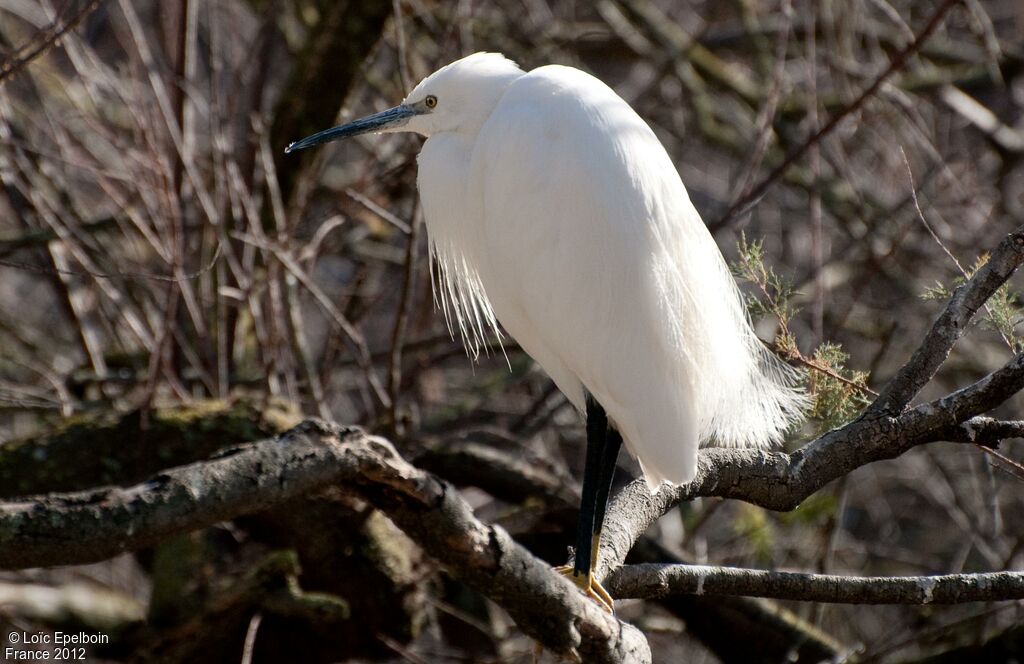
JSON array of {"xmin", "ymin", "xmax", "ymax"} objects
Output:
[{"xmin": 0, "ymin": 0, "xmax": 1023, "ymax": 662}]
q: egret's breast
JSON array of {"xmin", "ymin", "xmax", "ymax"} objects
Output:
[
  {"xmin": 418, "ymin": 135, "xmax": 475, "ymax": 243},
  {"xmin": 418, "ymin": 132, "xmax": 503, "ymax": 356}
]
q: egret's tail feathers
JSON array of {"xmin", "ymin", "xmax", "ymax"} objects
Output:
[
  {"xmin": 674, "ymin": 236, "xmax": 810, "ymax": 452},
  {"xmin": 635, "ymin": 459, "xmax": 681, "ymax": 491},
  {"xmin": 699, "ymin": 341, "xmax": 809, "ymax": 450},
  {"xmin": 623, "ymin": 348, "xmax": 806, "ymax": 493},
  {"xmin": 610, "ymin": 389, "xmax": 700, "ymax": 489}
]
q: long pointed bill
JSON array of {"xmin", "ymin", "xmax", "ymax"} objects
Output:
[{"xmin": 284, "ymin": 105, "xmax": 417, "ymax": 154}]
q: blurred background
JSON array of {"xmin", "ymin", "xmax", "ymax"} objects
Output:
[{"xmin": 0, "ymin": 0, "xmax": 1022, "ymax": 662}]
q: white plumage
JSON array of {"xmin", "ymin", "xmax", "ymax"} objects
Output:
[{"xmin": 290, "ymin": 52, "xmax": 807, "ymax": 489}]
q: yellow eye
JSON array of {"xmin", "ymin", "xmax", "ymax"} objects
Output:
[{"xmin": 425, "ymin": 95, "xmax": 438, "ymax": 109}]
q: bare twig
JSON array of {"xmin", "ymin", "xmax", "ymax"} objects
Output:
[
  {"xmin": 240, "ymin": 612, "xmax": 262, "ymax": 664},
  {"xmin": 711, "ymin": 0, "xmax": 962, "ymax": 231},
  {"xmin": 233, "ymin": 231, "xmax": 392, "ymax": 410},
  {"xmin": 976, "ymin": 445, "xmax": 1024, "ymax": 482},
  {"xmin": 0, "ymin": 245, "xmax": 221, "ymax": 283},
  {"xmin": 388, "ymin": 203, "xmax": 422, "ymax": 430},
  {"xmin": 870, "ymin": 225, "xmax": 1024, "ymax": 415},
  {"xmin": 0, "ymin": 0, "xmax": 107, "ymax": 84},
  {"xmin": 901, "ymin": 148, "xmax": 1017, "ymax": 351}
]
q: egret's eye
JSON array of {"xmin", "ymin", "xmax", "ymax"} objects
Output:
[{"xmin": 424, "ymin": 95, "xmax": 438, "ymax": 109}]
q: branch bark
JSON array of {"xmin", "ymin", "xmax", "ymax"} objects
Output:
[
  {"xmin": 1, "ymin": 227, "xmax": 1023, "ymax": 661},
  {"xmin": 870, "ymin": 226, "xmax": 1024, "ymax": 415},
  {"xmin": 597, "ymin": 224, "xmax": 1024, "ymax": 579},
  {"xmin": 421, "ymin": 435, "xmax": 847, "ymax": 662},
  {"xmin": 0, "ymin": 421, "xmax": 650, "ymax": 664},
  {"xmin": 606, "ymin": 564, "xmax": 1024, "ymax": 604}
]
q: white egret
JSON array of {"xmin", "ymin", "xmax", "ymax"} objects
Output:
[{"xmin": 286, "ymin": 52, "xmax": 806, "ymax": 612}]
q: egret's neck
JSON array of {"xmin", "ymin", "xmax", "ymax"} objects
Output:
[
  {"xmin": 417, "ymin": 132, "xmax": 480, "ymax": 252},
  {"xmin": 416, "ymin": 130, "xmax": 498, "ymax": 356}
]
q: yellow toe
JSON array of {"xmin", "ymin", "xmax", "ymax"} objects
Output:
[{"xmin": 553, "ymin": 565, "xmax": 615, "ymax": 614}]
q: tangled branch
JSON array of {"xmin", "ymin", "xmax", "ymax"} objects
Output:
[
  {"xmin": 595, "ymin": 225, "xmax": 1024, "ymax": 579},
  {"xmin": 0, "ymin": 224, "xmax": 1021, "ymax": 664},
  {"xmin": 0, "ymin": 421, "xmax": 650, "ymax": 664},
  {"xmin": 710, "ymin": 0, "xmax": 963, "ymax": 230}
]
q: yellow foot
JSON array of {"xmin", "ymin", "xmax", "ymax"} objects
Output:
[{"xmin": 553, "ymin": 565, "xmax": 615, "ymax": 614}]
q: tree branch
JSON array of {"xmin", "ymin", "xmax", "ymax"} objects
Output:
[
  {"xmin": 597, "ymin": 410, "xmax": 1024, "ymax": 581},
  {"xmin": 420, "ymin": 434, "xmax": 847, "ymax": 662},
  {"xmin": 0, "ymin": 421, "xmax": 650, "ymax": 664},
  {"xmin": 936, "ymin": 417, "xmax": 1024, "ymax": 445},
  {"xmin": 870, "ymin": 225, "xmax": 1024, "ymax": 415},
  {"xmin": 598, "ymin": 223, "xmax": 1024, "ymax": 578},
  {"xmin": 0, "ymin": 0, "xmax": 107, "ymax": 85},
  {"xmin": 2, "ymin": 221, "xmax": 1023, "ymax": 658},
  {"xmin": 2, "ymin": 410, "xmax": 1022, "ymax": 658},
  {"xmin": 606, "ymin": 564, "xmax": 1024, "ymax": 604}
]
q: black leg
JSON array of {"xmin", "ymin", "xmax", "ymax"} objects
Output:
[
  {"xmin": 592, "ymin": 425, "xmax": 622, "ymax": 543},
  {"xmin": 573, "ymin": 396, "xmax": 608, "ymax": 578}
]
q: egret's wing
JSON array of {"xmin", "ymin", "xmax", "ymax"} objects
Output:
[
  {"xmin": 470, "ymin": 65, "xmax": 804, "ymax": 486},
  {"xmin": 469, "ymin": 65, "xmax": 700, "ymax": 484}
]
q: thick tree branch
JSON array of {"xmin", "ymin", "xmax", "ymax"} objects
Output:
[
  {"xmin": 936, "ymin": 417, "xmax": 1024, "ymax": 444},
  {"xmin": 599, "ymin": 224, "xmax": 1024, "ymax": 578},
  {"xmin": 914, "ymin": 353, "xmax": 1024, "ymax": 425},
  {"xmin": 626, "ymin": 537, "xmax": 845, "ymax": 662},
  {"xmin": 416, "ymin": 437, "xmax": 579, "ymax": 508},
  {"xmin": 606, "ymin": 564, "xmax": 1024, "ymax": 604},
  {"xmin": 2, "ymin": 411, "xmax": 1021, "ymax": 659},
  {"xmin": 598, "ymin": 414, "xmax": 1024, "ymax": 580},
  {"xmin": 0, "ymin": 421, "xmax": 650, "ymax": 664},
  {"xmin": 0, "ymin": 423, "xmax": 361, "ymax": 568},
  {"xmin": 0, "ymin": 399, "xmax": 297, "ymax": 498},
  {"xmin": 1, "ymin": 221, "xmax": 1023, "ymax": 658},
  {"xmin": 423, "ymin": 434, "xmax": 846, "ymax": 662}
]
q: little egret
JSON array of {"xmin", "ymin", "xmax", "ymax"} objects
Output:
[{"xmin": 286, "ymin": 52, "xmax": 806, "ymax": 612}]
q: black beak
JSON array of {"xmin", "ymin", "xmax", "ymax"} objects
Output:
[{"xmin": 284, "ymin": 104, "xmax": 417, "ymax": 154}]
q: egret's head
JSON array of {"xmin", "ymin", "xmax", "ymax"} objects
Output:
[{"xmin": 285, "ymin": 52, "xmax": 523, "ymax": 154}]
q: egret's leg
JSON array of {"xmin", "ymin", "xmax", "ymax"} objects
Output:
[
  {"xmin": 553, "ymin": 397, "xmax": 619, "ymax": 613},
  {"xmin": 571, "ymin": 396, "xmax": 608, "ymax": 580},
  {"xmin": 590, "ymin": 425, "xmax": 622, "ymax": 565},
  {"xmin": 587, "ymin": 425, "xmax": 622, "ymax": 608}
]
